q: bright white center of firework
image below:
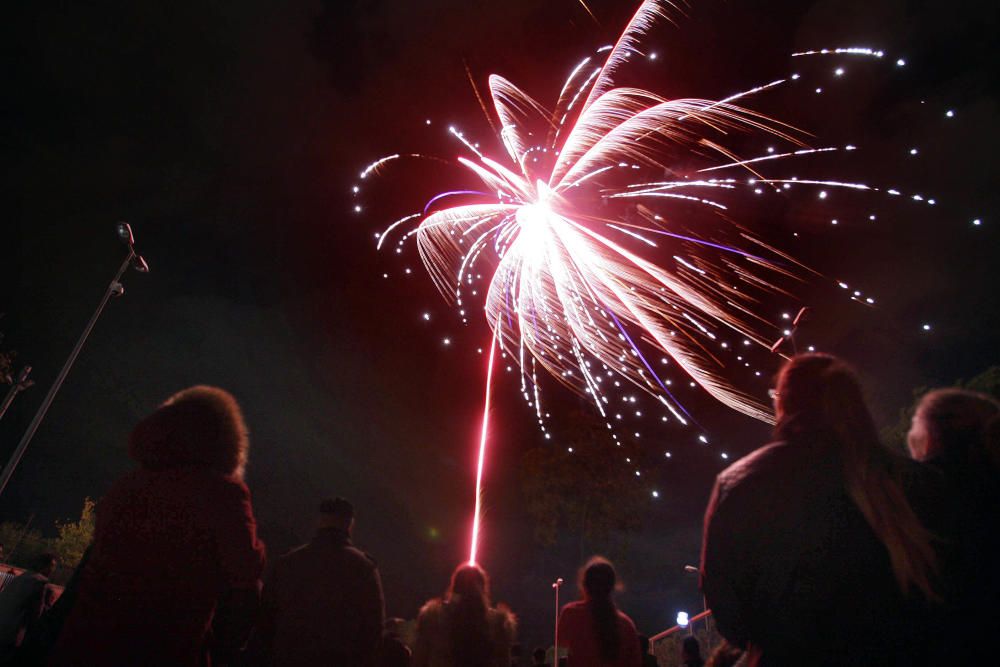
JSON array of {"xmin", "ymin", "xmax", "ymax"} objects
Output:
[{"xmin": 515, "ymin": 181, "xmax": 558, "ymax": 258}]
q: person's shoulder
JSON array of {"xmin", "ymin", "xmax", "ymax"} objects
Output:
[
  {"xmin": 715, "ymin": 441, "xmax": 795, "ymax": 492},
  {"xmin": 417, "ymin": 597, "xmax": 445, "ymax": 622},
  {"xmin": 340, "ymin": 543, "xmax": 379, "ymax": 570},
  {"xmin": 559, "ymin": 600, "xmax": 588, "ymax": 622},
  {"xmin": 615, "ymin": 608, "xmax": 638, "ymax": 633}
]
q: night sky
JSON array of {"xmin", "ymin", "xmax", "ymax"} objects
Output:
[{"xmin": 3, "ymin": 0, "xmax": 998, "ymax": 649}]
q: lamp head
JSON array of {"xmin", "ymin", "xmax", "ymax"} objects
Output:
[
  {"xmin": 116, "ymin": 222, "xmax": 135, "ymax": 246},
  {"xmin": 133, "ymin": 255, "xmax": 150, "ymax": 273}
]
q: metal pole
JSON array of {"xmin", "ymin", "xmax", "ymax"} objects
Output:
[
  {"xmin": 0, "ymin": 366, "xmax": 34, "ymax": 423},
  {"xmin": 0, "ymin": 253, "xmax": 133, "ymax": 498},
  {"xmin": 552, "ymin": 577, "xmax": 563, "ymax": 665}
]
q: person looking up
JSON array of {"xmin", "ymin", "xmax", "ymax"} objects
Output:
[
  {"xmin": 557, "ymin": 557, "xmax": 641, "ymax": 667},
  {"xmin": 413, "ymin": 562, "xmax": 516, "ymax": 667},
  {"xmin": 254, "ymin": 497, "xmax": 385, "ymax": 666}
]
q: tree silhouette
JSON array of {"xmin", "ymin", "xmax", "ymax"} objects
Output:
[{"xmin": 521, "ymin": 407, "xmax": 647, "ymax": 559}]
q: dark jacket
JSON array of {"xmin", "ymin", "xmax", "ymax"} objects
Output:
[
  {"xmin": 255, "ymin": 527, "xmax": 384, "ymax": 667},
  {"xmin": 700, "ymin": 436, "xmax": 938, "ymax": 666},
  {"xmin": 48, "ymin": 468, "xmax": 265, "ymax": 667}
]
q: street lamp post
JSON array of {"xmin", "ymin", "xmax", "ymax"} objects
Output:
[
  {"xmin": 0, "ymin": 366, "xmax": 34, "ymax": 423},
  {"xmin": 684, "ymin": 564, "xmax": 712, "ymax": 650},
  {"xmin": 552, "ymin": 577, "xmax": 564, "ymax": 664},
  {"xmin": 0, "ymin": 223, "xmax": 149, "ymax": 498}
]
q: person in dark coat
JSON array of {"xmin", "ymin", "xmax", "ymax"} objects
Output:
[
  {"xmin": 48, "ymin": 386, "xmax": 266, "ymax": 667},
  {"xmin": 907, "ymin": 388, "xmax": 1000, "ymax": 658},
  {"xmin": 700, "ymin": 354, "xmax": 943, "ymax": 666},
  {"xmin": 253, "ymin": 497, "xmax": 385, "ymax": 667},
  {"xmin": 0, "ymin": 553, "xmax": 56, "ymax": 661}
]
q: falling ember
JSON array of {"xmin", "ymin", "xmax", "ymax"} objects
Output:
[{"xmin": 359, "ymin": 0, "xmax": 938, "ymax": 560}]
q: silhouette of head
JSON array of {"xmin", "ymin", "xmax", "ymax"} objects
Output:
[
  {"xmin": 580, "ymin": 556, "xmax": 616, "ymax": 601},
  {"xmin": 128, "ymin": 385, "xmax": 249, "ymax": 479},
  {"xmin": 532, "ymin": 647, "xmax": 547, "ymax": 664},
  {"xmin": 319, "ymin": 496, "xmax": 355, "ymax": 533},
  {"xmin": 772, "ymin": 353, "xmax": 869, "ymax": 437},
  {"xmin": 908, "ymin": 388, "xmax": 1000, "ymax": 464},
  {"xmin": 682, "ymin": 636, "xmax": 701, "ymax": 660},
  {"xmin": 448, "ymin": 562, "xmax": 490, "ymax": 605}
]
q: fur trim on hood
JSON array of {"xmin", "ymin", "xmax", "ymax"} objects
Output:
[{"xmin": 128, "ymin": 385, "xmax": 248, "ymax": 478}]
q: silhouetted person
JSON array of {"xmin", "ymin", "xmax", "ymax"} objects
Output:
[
  {"xmin": 0, "ymin": 553, "xmax": 56, "ymax": 661},
  {"xmin": 50, "ymin": 386, "xmax": 266, "ymax": 666},
  {"xmin": 907, "ymin": 388, "xmax": 1000, "ymax": 658},
  {"xmin": 413, "ymin": 562, "xmax": 516, "ymax": 667},
  {"xmin": 681, "ymin": 636, "xmax": 704, "ymax": 667},
  {"xmin": 254, "ymin": 497, "xmax": 384, "ymax": 666},
  {"xmin": 531, "ymin": 646, "xmax": 550, "ymax": 667},
  {"xmin": 701, "ymin": 354, "xmax": 942, "ymax": 666},
  {"xmin": 557, "ymin": 557, "xmax": 641, "ymax": 667},
  {"xmin": 377, "ymin": 617, "xmax": 411, "ymax": 667},
  {"xmin": 638, "ymin": 635, "xmax": 657, "ymax": 667}
]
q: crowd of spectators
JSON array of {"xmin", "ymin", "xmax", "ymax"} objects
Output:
[{"xmin": 0, "ymin": 351, "xmax": 994, "ymax": 666}]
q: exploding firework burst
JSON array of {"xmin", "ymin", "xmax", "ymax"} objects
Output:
[{"xmin": 357, "ymin": 0, "xmax": 945, "ymax": 562}]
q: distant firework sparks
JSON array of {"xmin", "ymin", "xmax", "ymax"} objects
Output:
[{"xmin": 357, "ymin": 0, "xmax": 949, "ymax": 563}]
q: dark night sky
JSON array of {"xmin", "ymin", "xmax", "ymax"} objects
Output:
[{"xmin": 3, "ymin": 0, "xmax": 999, "ymax": 648}]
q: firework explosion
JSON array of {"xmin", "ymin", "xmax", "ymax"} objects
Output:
[{"xmin": 357, "ymin": 0, "xmax": 948, "ymax": 563}]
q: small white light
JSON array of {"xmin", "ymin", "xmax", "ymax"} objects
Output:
[
  {"xmin": 910, "ymin": 148, "xmax": 918, "ymax": 155},
  {"xmin": 651, "ymin": 490, "xmax": 659, "ymax": 498},
  {"xmin": 815, "ymin": 87, "xmax": 823, "ymax": 94},
  {"xmin": 649, "ymin": 52, "xmax": 658, "ymax": 60},
  {"xmin": 443, "ymin": 337, "xmax": 451, "ymax": 345},
  {"xmin": 354, "ymin": 205, "xmax": 362, "ymax": 213},
  {"xmin": 721, "ymin": 453, "xmax": 729, "ymax": 460},
  {"xmin": 677, "ymin": 612, "xmax": 689, "ymax": 628},
  {"xmin": 835, "ymin": 67, "xmax": 844, "ymax": 76},
  {"xmin": 945, "ymin": 110, "xmax": 954, "ymax": 118},
  {"xmin": 922, "ymin": 323, "xmax": 931, "ymax": 331},
  {"xmin": 422, "ymin": 312, "xmax": 431, "ymax": 321},
  {"xmin": 972, "ymin": 218, "xmax": 982, "ymax": 226},
  {"xmin": 896, "ymin": 58, "xmax": 906, "ymax": 67}
]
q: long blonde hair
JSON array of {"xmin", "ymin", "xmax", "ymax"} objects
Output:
[{"xmin": 774, "ymin": 354, "xmax": 938, "ymax": 599}]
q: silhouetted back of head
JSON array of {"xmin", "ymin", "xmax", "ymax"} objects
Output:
[
  {"xmin": 773, "ymin": 353, "xmax": 872, "ymax": 444},
  {"xmin": 579, "ymin": 556, "xmax": 620, "ymax": 661},
  {"xmin": 128, "ymin": 386, "xmax": 248, "ymax": 479},
  {"xmin": 581, "ymin": 557, "xmax": 616, "ymax": 601},
  {"xmin": 909, "ymin": 388, "xmax": 1000, "ymax": 466},
  {"xmin": 446, "ymin": 563, "xmax": 493, "ymax": 666},
  {"xmin": 318, "ymin": 496, "xmax": 355, "ymax": 532},
  {"xmin": 682, "ymin": 635, "xmax": 701, "ymax": 659}
]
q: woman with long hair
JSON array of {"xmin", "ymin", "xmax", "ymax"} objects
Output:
[
  {"xmin": 412, "ymin": 562, "xmax": 516, "ymax": 667},
  {"xmin": 49, "ymin": 386, "xmax": 265, "ymax": 666},
  {"xmin": 557, "ymin": 557, "xmax": 641, "ymax": 667},
  {"xmin": 700, "ymin": 353, "xmax": 942, "ymax": 665}
]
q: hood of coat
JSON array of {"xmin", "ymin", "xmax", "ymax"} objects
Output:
[{"xmin": 128, "ymin": 385, "xmax": 249, "ymax": 479}]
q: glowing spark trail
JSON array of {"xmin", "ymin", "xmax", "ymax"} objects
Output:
[{"xmin": 359, "ymin": 0, "xmax": 937, "ymax": 562}]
